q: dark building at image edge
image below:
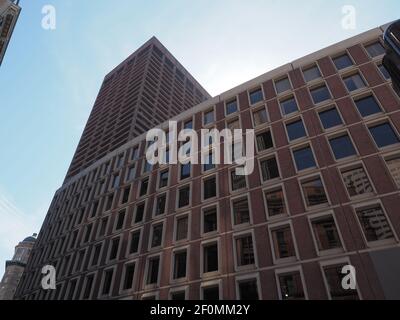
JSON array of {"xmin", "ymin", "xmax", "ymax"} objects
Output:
[{"xmin": 15, "ymin": 22, "xmax": 400, "ymax": 300}]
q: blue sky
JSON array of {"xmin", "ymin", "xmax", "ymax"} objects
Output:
[{"xmin": 0, "ymin": 0, "xmax": 398, "ymax": 275}]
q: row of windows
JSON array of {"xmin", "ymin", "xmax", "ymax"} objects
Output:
[
  {"xmin": 28, "ymin": 188, "xmax": 397, "ymax": 292},
  {"xmin": 204, "ymin": 63, "xmax": 391, "ymax": 128},
  {"xmin": 31, "ymin": 254, "xmax": 360, "ymax": 301}
]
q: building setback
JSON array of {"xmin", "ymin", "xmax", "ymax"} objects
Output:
[
  {"xmin": 65, "ymin": 37, "xmax": 210, "ymax": 181},
  {"xmin": 15, "ymin": 23, "xmax": 400, "ymax": 300},
  {"xmin": 0, "ymin": 0, "xmax": 21, "ymax": 66}
]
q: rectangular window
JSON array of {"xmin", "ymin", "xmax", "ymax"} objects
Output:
[
  {"xmin": 146, "ymin": 256, "xmax": 160, "ymax": 285},
  {"xmin": 237, "ymin": 279, "xmax": 259, "ymax": 300},
  {"xmin": 204, "ymin": 110, "xmax": 215, "ymax": 125},
  {"xmin": 226, "ymin": 99, "xmax": 238, "ymax": 115},
  {"xmin": 143, "ymin": 160, "xmax": 152, "ymax": 174},
  {"xmin": 151, "ymin": 223, "xmax": 163, "ymax": 248},
  {"xmin": 344, "ymin": 73, "xmax": 367, "ymax": 92},
  {"xmin": 386, "ymin": 155, "xmax": 400, "ymax": 188},
  {"xmin": 329, "ymin": 134, "xmax": 356, "ymax": 160},
  {"xmin": 235, "ymin": 235, "xmax": 255, "ymax": 266},
  {"xmin": 231, "ymin": 171, "xmax": 247, "ymax": 191},
  {"xmin": 293, "ymin": 146, "xmax": 316, "ymax": 171},
  {"xmin": 134, "ymin": 202, "xmax": 145, "ymax": 223},
  {"xmin": 256, "ymin": 131, "xmax": 273, "ymax": 151},
  {"xmin": 249, "ymin": 88, "xmax": 263, "ymax": 105},
  {"xmin": 84, "ymin": 224, "xmax": 92, "ymax": 243},
  {"xmin": 91, "ymin": 243, "xmax": 102, "ymax": 266},
  {"xmin": 173, "ymin": 250, "xmax": 187, "ymax": 279},
  {"xmin": 301, "ymin": 177, "xmax": 328, "ymax": 207},
  {"xmin": 286, "ymin": 119, "xmax": 307, "ymax": 141},
  {"xmin": 139, "ymin": 178, "xmax": 149, "ymax": 197},
  {"xmin": 319, "ymin": 107, "xmax": 342, "ymax": 129},
  {"xmin": 232, "ymin": 198, "xmax": 250, "ymax": 226},
  {"xmin": 203, "ymin": 243, "xmax": 218, "ymax": 273},
  {"xmin": 356, "ymin": 205, "xmax": 394, "ymax": 242},
  {"xmin": 378, "ymin": 64, "xmax": 391, "ymax": 80},
  {"xmin": 155, "ymin": 194, "xmax": 167, "ymax": 216},
  {"xmin": 176, "ymin": 215, "xmax": 188, "ymax": 241},
  {"xmin": 341, "ymin": 166, "xmax": 373, "ymax": 196},
  {"xmin": 333, "ymin": 54, "xmax": 353, "ymax": 70},
  {"xmin": 365, "ymin": 41, "xmax": 385, "ymax": 58},
  {"xmin": 264, "ymin": 188, "xmax": 287, "ymax": 217},
  {"xmin": 271, "ymin": 226, "xmax": 296, "ymax": 259},
  {"xmin": 184, "ymin": 119, "xmax": 193, "ymax": 130},
  {"xmin": 109, "ymin": 238, "xmax": 120, "ymax": 261},
  {"xmin": 311, "ymin": 215, "xmax": 342, "ymax": 251},
  {"xmin": 260, "ymin": 157, "xmax": 280, "ymax": 181},
  {"xmin": 278, "ymin": 272, "xmax": 305, "ymax": 300},
  {"xmin": 303, "ymin": 65, "xmax": 321, "ymax": 82},
  {"xmin": 171, "ymin": 291, "xmax": 186, "ymax": 300},
  {"xmin": 275, "ymin": 77, "xmax": 291, "ymax": 94},
  {"xmin": 253, "ymin": 108, "xmax": 268, "ymax": 126},
  {"xmin": 203, "ymin": 207, "xmax": 218, "ymax": 233},
  {"xmin": 354, "ymin": 95, "xmax": 381, "ymax": 117},
  {"xmin": 91, "ymin": 201, "xmax": 99, "ymax": 218},
  {"xmin": 310, "ymin": 84, "xmax": 331, "ymax": 104},
  {"xmin": 102, "ymin": 269, "xmax": 114, "ymax": 295},
  {"xmin": 121, "ymin": 186, "xmax": 130, "ymax": 204},
  {"xmin": 131, "ymin": 147, "xmax": 139, "ymax": 161},
  {"xmin": 123, "ymin": 263, "xmax": 135, "ymax": 290},
  {"xmin": 113, "ymin": 174, "xmax": 120, "ymax": 189},
  {"xmin": 83, "ymin": 275, "xmax": 94, "ymax": 299},
  {"xmin": 129, "ymin": 230, "xmax": 141, "ymax": 255},
  {"xmin": 127, "ymin": 165, "xmax": 135, "ymax": 181},
  {"xmin": 98, "ymin": 217, "xmax": 108, "ymax": 237},
  {"xmin": 116, "ymin": 154, "xmax": 124, "ymax": 169},
  {"xmin": 159, "ymin": 170, "xmax": 169, "ymax": 188},
  {"xmin": 203, "ymin": 286, "xmax": 220, "ymax": 300},
  {"xmin": 203, "ymin": 152, "xmax": 215, "ymax": 172},
  {"xmin": 280, "ymin": 96, "xmax": 298, "ymax": 115},
  {"xmin": 369, "ymin": 123, "xmax": 399, "ymax": 148},
  {"xmin": 180, "ymin": 163, "xmax": 191, "ymax": 180},
  {"xmin": 323, "ymin": 264, "xmax": 359, "ymax": 300},
  {"xmin": 178, "ymin": 185, "xmax": 190, "ymax": 208},
  {"xmin": 115, "ymin": 210, "xmax": 125, "ymax": 230},
  {"xmin": 105, "ymin": 194, "xmax": 113, "ymax": 211},
  {"xmin": 204, "ymin": 176, "xmax": 217, "ymax": 199}
]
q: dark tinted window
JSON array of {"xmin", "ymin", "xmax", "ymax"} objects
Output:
[
  {"xmin": 249, "ymin": 88, "xmax": 263, "ymax": 105},
  {"xmin": 365, "ymin": 42, "xmax": 385, "ymax": 58},
  {"xmin": 333, "ymin": 54, "xmax": 353, "ymax": 70},
  {"xmin": 286, "ymin": 120, "xmax": 307, "ymax": 141},
  {"xmin": 319, "ymin": 108, "xmax": 342, "ymax": 129},
  {"xmin": 354, "ymin": 96, "xmax": 381, "ymax": 117},
  {"xmin": 369, "ymin": 123, "xmax": 400, "ymax": 148},
  {"xmin": 311, "ymin": 85, "xmax": 331, "ymax": 104},
  {"xmin": 293, "ymin": 147, "xmax": 316, "ymax": 171},
  {"xmin": 329, "ymin": 135, "xmax": 356, "ymax": 159},
  {"xmin": 280, "ymin": 96, "xmax": 298, "ymax": 115}
]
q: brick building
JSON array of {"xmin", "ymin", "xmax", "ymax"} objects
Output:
[{"xmin": 15, "ymin": 23, "xmax": 400, "ymax": 300}]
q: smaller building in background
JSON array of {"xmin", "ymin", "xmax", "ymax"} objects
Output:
[
  {"xmin": 0, "ymin": 234, "xmax": 36, "ymax": 300},
  {"xmin": 0, "ymin": 0, "xmax": 21, "ymax": 66}
]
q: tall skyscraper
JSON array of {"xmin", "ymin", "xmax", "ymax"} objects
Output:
[
  {"xmin": 0, "ymin": 0, "xmax": 21, "ymax": 66},
  {"xmin": 16, "ymin": 23, "xmax": 400, "ymax": 300},
  {"xmin": 0, "ymin": 235, "xmax": 36, "ymax": 300},
  {"xmin": 65, "ymin": 37, "xmax": 211, "ymax": 181}
]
